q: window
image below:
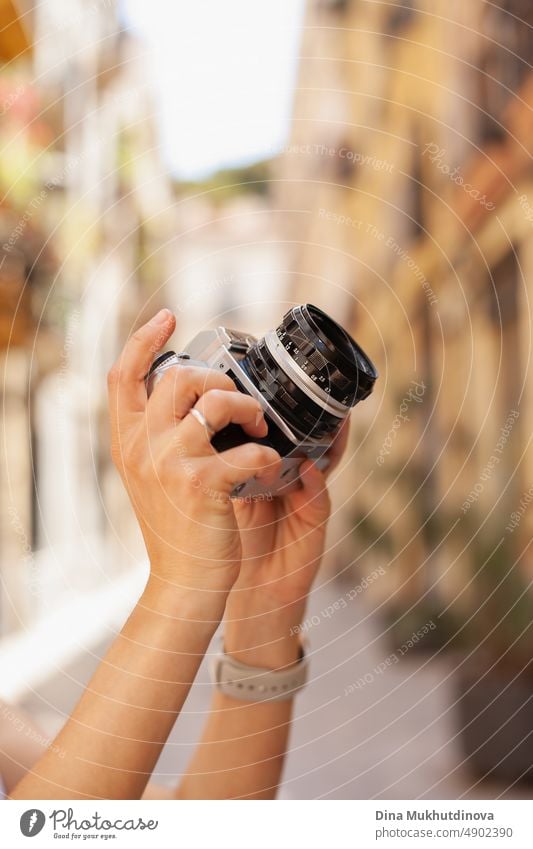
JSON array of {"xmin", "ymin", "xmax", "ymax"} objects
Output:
[
  {"xmin": 477, "ymin": 0, "xmax": 533, "ymax": 143},
  {"xmin": 487, "ymin": 251, "xmax": 521, "ymax": 450},
  {"xmin": 384, "ymin": 1, "xmax": 415, "ymax": 35},
  {"xmin": 317, "ymin": 0, "xmax": 350, "ymax": 12}
]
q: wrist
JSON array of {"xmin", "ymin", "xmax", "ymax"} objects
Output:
[
  {"xmin": 224, "ymin": 592, "xmax": 307, "ymax": 669},
  {"xmin": 148, "ymin": 557, "xmax": 239, "ymax": 595},
  {"xmin": 142, "ymin": 572, "xmax": 232, "ymax": 625}
]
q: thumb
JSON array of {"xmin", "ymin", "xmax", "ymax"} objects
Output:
[
  {"xmin": 122, "ymin": 308, "xmax": 176, "ymax": 383},
  {"xmin": 108, "ymin": 308, "xmax": 176, "ymax": 425}
]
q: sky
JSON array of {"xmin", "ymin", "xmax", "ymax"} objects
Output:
[{"xmin": 121, "ymin": 0, "xmax": 306, "ymax": 180}]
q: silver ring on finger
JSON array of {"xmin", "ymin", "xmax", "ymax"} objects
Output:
[{"xmin": 189, "ymin": 406, "xmax": 217, "ymax": 439}]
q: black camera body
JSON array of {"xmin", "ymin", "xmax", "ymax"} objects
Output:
[{"xmin": 145, "ymin": 305, "xmax": 377, "ymax": 498}]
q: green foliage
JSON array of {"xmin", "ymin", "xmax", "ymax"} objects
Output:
[
  {"xmin": 352, "ymin": 507, "xmax": 395, "ymax": 559},
  {"xmin": 173, "ymin": 158, "xmax": 274, "ymax": 204},
  {"xmin": 354, "ymin": 459, "xmax": 533, "ymax": 665},
  {"xmin": 461, "ymin": 533, "xmax": 533, "ymax": 668}
]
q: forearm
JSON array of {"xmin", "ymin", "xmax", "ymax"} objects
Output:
[
  {"xmin": 0, "ymin": 704, "xmax": 50, "ymax": 792},
  {"xmin": 177, "ymin": 592, "xmax": 305, "ymax": 799},
  {"xmin": 11, "ymin": 575, "xmax": 229, "ymax": 800}
]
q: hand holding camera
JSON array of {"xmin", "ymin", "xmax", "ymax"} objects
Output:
[
  {"xmin": 108, "ymin": 304, "xmax": 376, "ymax": 596},
  {"xmin": 226, "ymin": 417, "xmax": 352, "ymax": 669},
  {"xmin": 107, "ymin": 308, "xmax": 282, "ymax": 591}
]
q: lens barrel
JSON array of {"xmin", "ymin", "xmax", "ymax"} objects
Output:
[{"xmin": 242, "ymin": 304, "xmax": 377, "ymax": 439}]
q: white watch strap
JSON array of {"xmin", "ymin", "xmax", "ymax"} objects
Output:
[{"xmin": 211, "ymin": 644, "xmax": 308, "ymax": 702}]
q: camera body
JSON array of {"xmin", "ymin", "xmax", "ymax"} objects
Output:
[{"xmin": 146, "ymin": 305, "xmax": 377, "ymax": 499}]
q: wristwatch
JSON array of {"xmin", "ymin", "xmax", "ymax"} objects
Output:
[{"xmin": 211, "ymin": 642, "xmax": 308, "ymax": 702}]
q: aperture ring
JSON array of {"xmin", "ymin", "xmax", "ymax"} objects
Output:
[{"xmin": 264, "ymin": 330, "xmax": 348, "ymax": 417}]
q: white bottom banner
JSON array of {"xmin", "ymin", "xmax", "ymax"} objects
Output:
[{"xmin": 1, "ymin": 799, "xmax": 531, "ymax": 848}]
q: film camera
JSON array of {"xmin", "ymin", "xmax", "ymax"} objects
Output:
[{"xmin": 146, "ymin": 304, "xmax": 377, "ymax": 498}]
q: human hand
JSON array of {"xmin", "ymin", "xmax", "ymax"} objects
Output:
[
  {"xmin": 224, "ymin": 418, "xmax": 351, "ymax": 666},
  {"xmin": 107, "ymin": 309, "xmax": 282, "ymax": 592}
]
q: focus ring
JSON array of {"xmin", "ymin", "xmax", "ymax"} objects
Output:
[{"xmin": 242, "ymin": 339, "xmax": 342, "ymax": 439}]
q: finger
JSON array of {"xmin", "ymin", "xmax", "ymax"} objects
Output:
[
  {"xmin": 285, "ymin": 459, "xmax": 330, "ymax": 516},
  {"xmin": 146, "ymin": 365, "xmax": 236, "ymax": 433},
  {"xmin": 324, "ymin": 415, "xmax": 351, "ymax": 479},
  {"xmin": 108, "ymin": 309, "xmax": 176, "ymax": 429},
  {"xmin": 199, "ymin": 443, "xmax": 282, "ymax": 494},
  {"xmin": 178, "ymin": 389, "xmax": 268, "ymax": 454}
]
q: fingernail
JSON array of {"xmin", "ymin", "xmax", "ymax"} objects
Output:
[{"xmin": 149, "ymin": 308, "xmax": 172, "ymax": 326}]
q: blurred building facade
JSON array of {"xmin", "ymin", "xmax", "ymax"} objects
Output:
[
  {"xmin": 0, "ymin": 0, "xmax": 177, "ymax": 679},
  {"xmin": 0, "ymin": 1, "xmax": 290, "ymax": 699},
  {"xmin": 168, "ymin": 191, "xmax": 287, "ymax": 338},
  {"xmin": 279, "ymin": 0, "xmax": 533, "ymax": 627}
]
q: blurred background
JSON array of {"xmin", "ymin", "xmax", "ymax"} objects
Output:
[{"xmin": 0, "ymin": 0, "xmax": 532, "ymax": 799}]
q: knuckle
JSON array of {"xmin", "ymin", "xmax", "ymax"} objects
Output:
[
  {"xmin": 243, "ymin": 443, "xmax": 268, "ymax": 465},
  {"xmin": 206, "ymin": 388, "xmax": 225, "ymax": 401},
  {"xmin": 156, "ymin": 367, "xmax": 179, "ymax": 392},
  {"xmin": 222, "ymin": 372, "xmax": 236, "ymax": 388},
  {"xmin": 245, "ymin": 397, "xmax": 263, "ymax": 419},
  {"xmin": 174, "ymin": 365, "xmax": 196, "ymax": 384},
  {"xmin": 270, "ymin": 453, "xmax": 283, "ymax": 471},
  {"xmin": 214, "ymin": 372, "xmax": 236, "ymax": 392},
  {"xmin": 202, "ymin": 388, "xmax": 226, "ymax": 410}
]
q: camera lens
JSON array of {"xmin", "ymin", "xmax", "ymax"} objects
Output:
[{"xmin": 241, "ymin": 304, "xmax": 377, "ymax": 439}]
